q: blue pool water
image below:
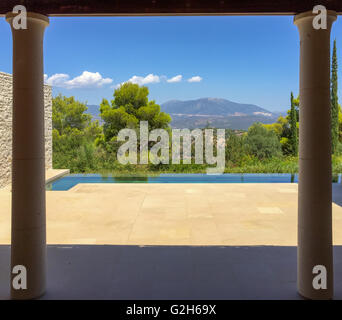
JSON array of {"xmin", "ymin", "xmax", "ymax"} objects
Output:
[{"xmin": 47, "ymin": 173, "xmax": 307, "ymax": 191}]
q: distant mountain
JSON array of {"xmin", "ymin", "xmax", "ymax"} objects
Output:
[
  {"xmin": 161, "ymin": 98, "xmax": 282, "ymax": 130},
  {"xmin": 86, "ymin": 98, "xmax": 285, "ymax": 130},
  {"xmin": 86, "ymin": 105, "xmax": 103, "ymax": 123},
  {"xmin": 161, "ymin": 98, "xmax": 272, "ymax": 116}
]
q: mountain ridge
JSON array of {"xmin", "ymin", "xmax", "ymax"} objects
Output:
[
  {"xmin": 160, "ymin": 98, "xmax": 281, "ymax": 129},
  {"xmin": 86, "ymin": 98, "xmax": 285, "ymax": 130},
  {"xmin": 161, "ymin": 97, "xmax": 273, "ymax": 117}
]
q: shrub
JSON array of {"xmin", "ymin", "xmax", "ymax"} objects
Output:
[{"xmin": 245, "ymin": 123, "xmax": 282, "ymax": 159}]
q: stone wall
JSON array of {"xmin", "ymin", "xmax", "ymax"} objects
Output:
[{"xmin": 0, "ymin": 71, "xmax": 52, "ymax": 188}]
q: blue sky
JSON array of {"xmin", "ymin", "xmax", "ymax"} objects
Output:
[{"xmin": 0, "ymin": 16, "xmax": 341, "ymax": 112}]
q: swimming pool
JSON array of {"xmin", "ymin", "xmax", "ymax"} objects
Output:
[{"xmin": 47, "ymin": 173, "xmax": 308, "ymax": 190}]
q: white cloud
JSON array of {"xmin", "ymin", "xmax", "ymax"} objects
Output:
[
  {"xmin": 45, "ymin": 73, "xmax": 70, "ymax": 87},
  {"xmin": 44, "ymin": 71, "xmax": 113, "ymax": 89},
  {"xmin": 187, "ymin": 76, "xmax": 203, "ymax": 83},
  {"xmin": 114, "ymin": 73, "xmax": 160, "ymax": 88},
  {"xmin": 167, "ymin": 75, "xmax": 182, "ymax": 83},
  {"xmin": 114, "ymin": 73, "xmax": 202, "ymax": 88},
  {"xmin": 127, "ymin": 73, "xmax": 160, "ymax": 86},
  {"xmin": 65, "ymin": 71, "xmax": 112, "ymax": 89}
]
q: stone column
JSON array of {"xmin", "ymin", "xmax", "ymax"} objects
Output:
[
  {"xmin": 294, "ymin": 10, "xmax": 336, "ymax": 299},
  {"xmin": 6, "ymin": 12, "xmax": 49, "ymax": 299}
]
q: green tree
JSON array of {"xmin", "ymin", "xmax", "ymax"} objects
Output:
[
  {"xmin": 263, "ymin": 115, "xmax": 291, "ymax": 155},
  {"xmin": 292, "ymin": 95, "xmax": 300, "ymax": 121},
  {"xmin": 331, "ymin": 39, "xmax": 339, "ymax": 154},
  {"xmin": 52, "ymin": 94, "xmax": 91, "ymax": 135},
  {"xmin": 264, "ymin": 93, "xmax": 299, "ymax": 156},
  {"xmin": 100, "ymin": 83, "xmax": 171, "ymax": 143},
  {"xmin": 245, "ymin": 123, "xmax": 282, "ymax": 159},
  {"xmin": 289, "ymin": 92, "xmax": 298, "ymax": 155},
  {"xmin": 52, "ymin": 95, "xmax": 102, "ymax": 172},
  {"xmin": 225, "ymin": 133, "xmax": 245, "ymax": 165}
]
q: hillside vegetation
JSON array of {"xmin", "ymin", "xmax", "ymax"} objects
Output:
[{"xmin": 52, "ymin": 82, "xmax": 342, "ymax": 175}]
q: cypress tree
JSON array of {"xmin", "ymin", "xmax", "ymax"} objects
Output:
[
  {"xmin": 331, "ymin": 39, "xmax": 339, "ymax": 154},
  {"xmin": 290, "ymin": 92, "xmax": 298, "ymax": 155}
]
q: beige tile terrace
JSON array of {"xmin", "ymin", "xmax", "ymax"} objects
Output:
[{"xmin": 1, "ymin": 183, "xmax": 342, "ymax": 246}]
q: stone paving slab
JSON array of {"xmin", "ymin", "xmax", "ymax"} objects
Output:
[{"xmin": 1, "ymin": 183, "xmax": 342, "ymax": 246}]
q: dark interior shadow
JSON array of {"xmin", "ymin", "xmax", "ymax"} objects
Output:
[{"xmin": 1, "ymin": 245, "xmax": 342, "ymax": 300}]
